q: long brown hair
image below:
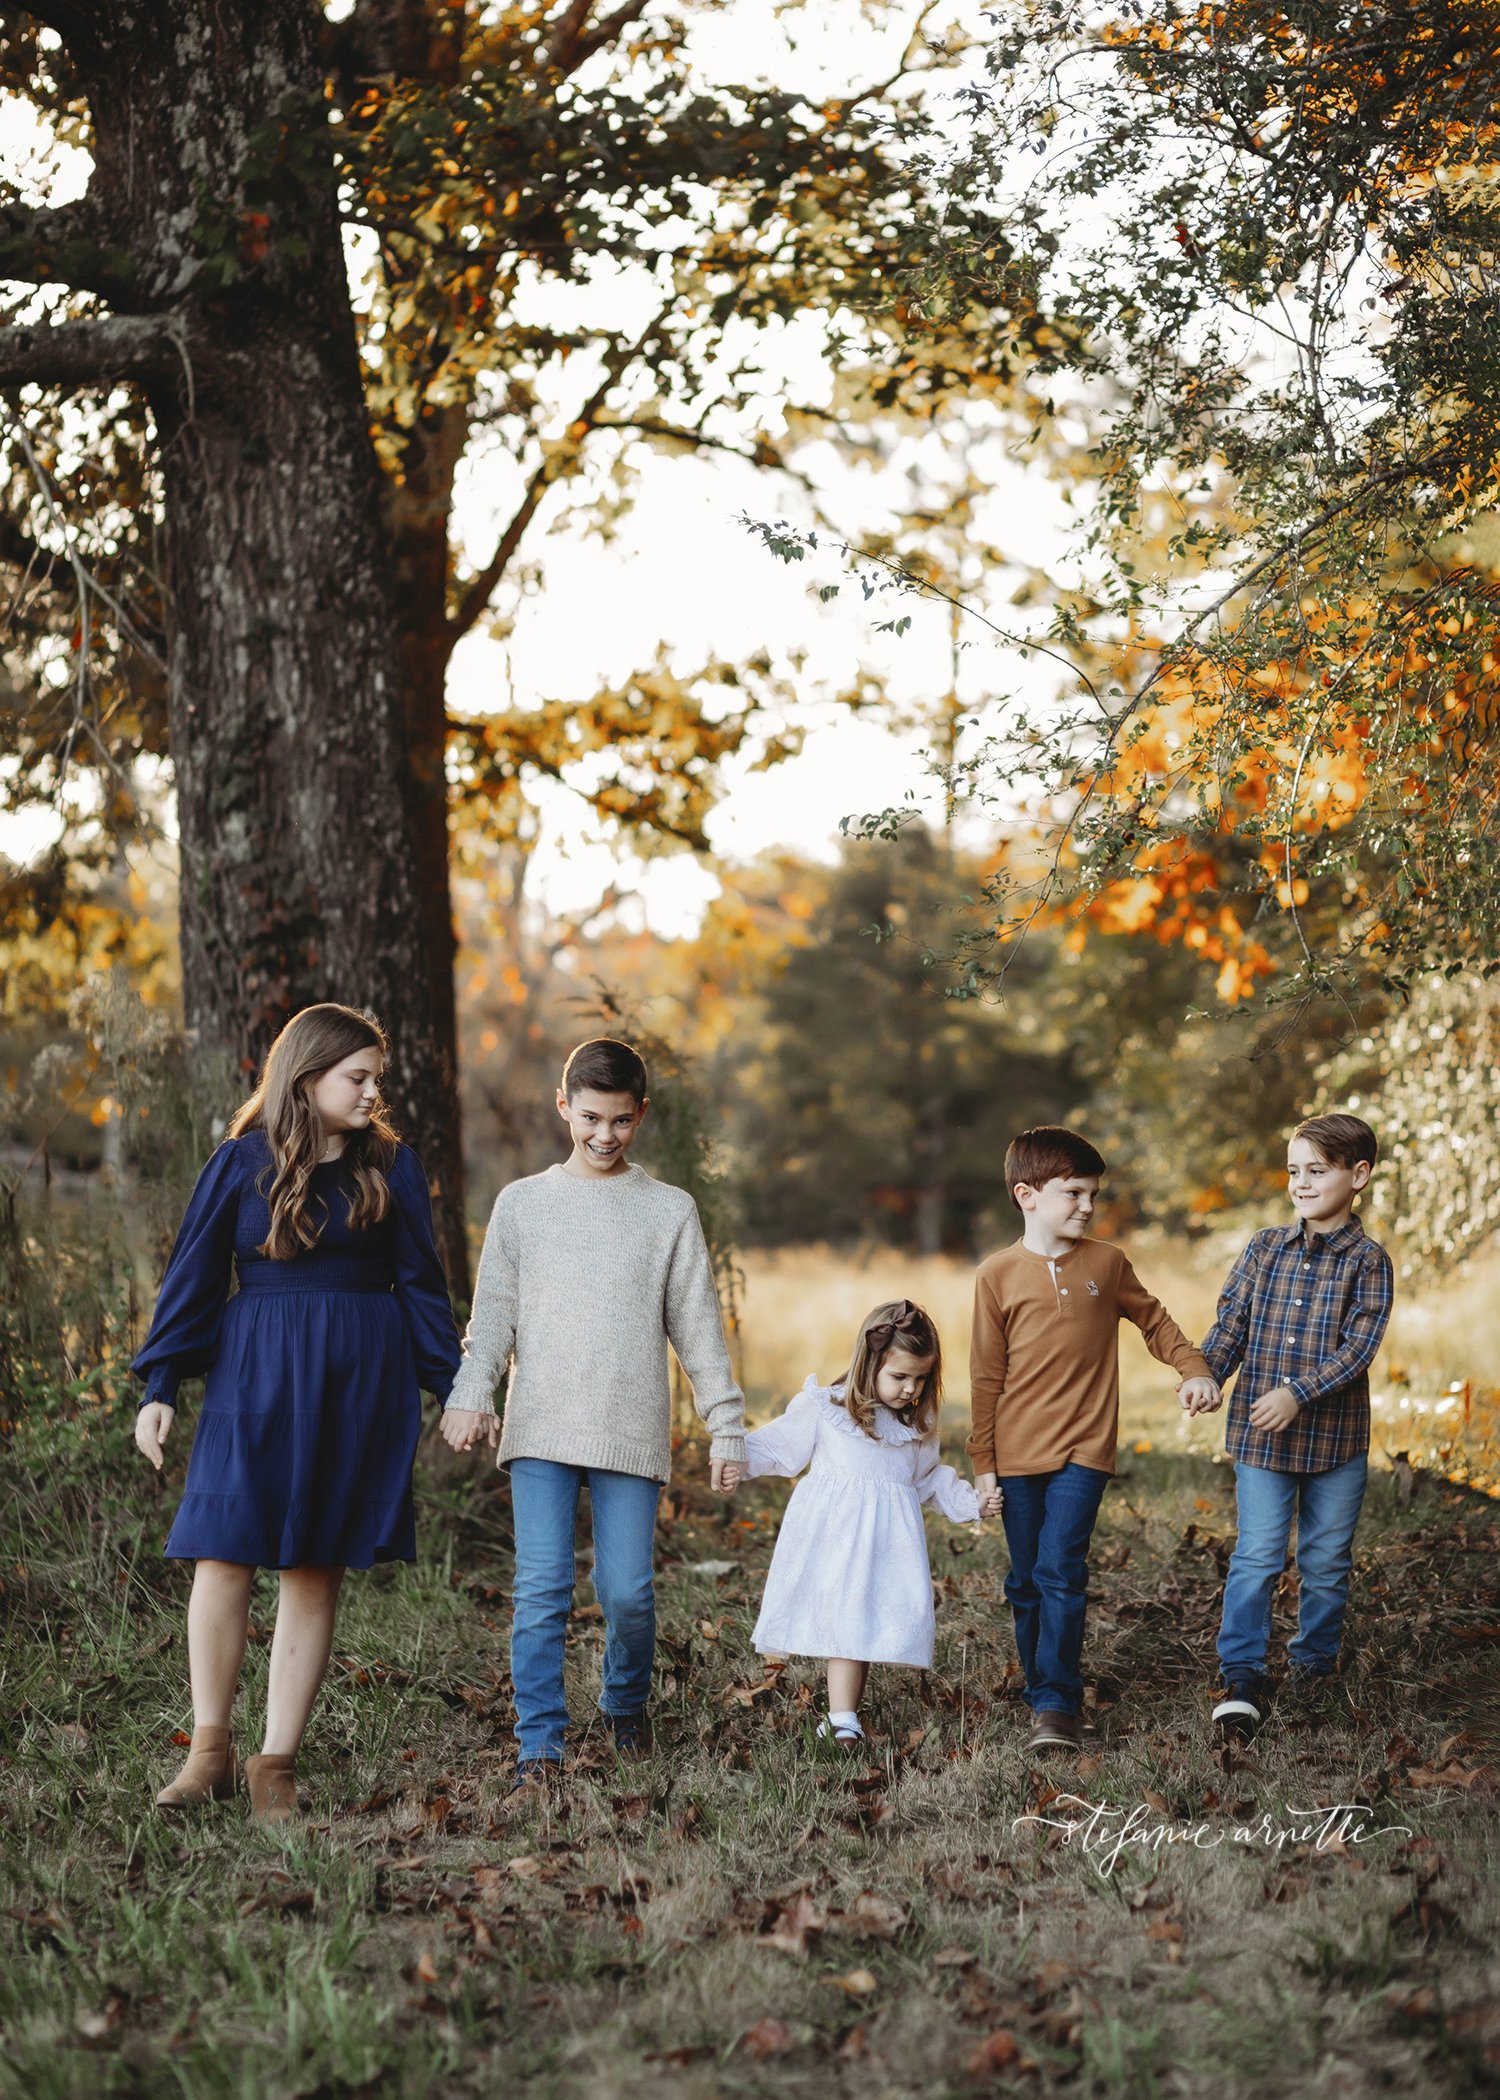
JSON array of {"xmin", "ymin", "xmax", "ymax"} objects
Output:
[
  {"xmin": 835, "ymin": 1299, "xmax": 943, "ymax": 1441},
  {"xmin": 228, "ymin": 1004, "xmax": 397, "ymax": 1260}
]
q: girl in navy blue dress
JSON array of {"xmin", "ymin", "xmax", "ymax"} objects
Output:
[{"xmin": 133, "ymin": 1003, "xmax": 460, "ymax": 1820}]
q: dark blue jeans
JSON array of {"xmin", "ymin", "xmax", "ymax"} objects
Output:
[
  {"xmin": 999, "ymin": 1463, "xmax": 1111, "ymax": 1715},
  {"xmin": 509, "ymin": 1459, "xmax": 661, "ymax": 1762}
]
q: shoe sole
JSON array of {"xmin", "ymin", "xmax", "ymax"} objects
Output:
[
  {"xmin": 1212, "ymin": 1696, "xmax": 1261, "ymax": 1738},
  {"xmin": 1028, "ymin": 1732, "xmax": 1081, "ymax": 1751}
]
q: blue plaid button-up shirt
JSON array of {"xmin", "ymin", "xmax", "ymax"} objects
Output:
[{"xmin": 1201, "ymin": 1217, "xmax": 1394, "ymax": 1474}]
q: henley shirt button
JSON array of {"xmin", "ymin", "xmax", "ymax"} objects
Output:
[{"xmin": 1060, "ymin": 1288, "xmax": 1069, "ymax": 1297}]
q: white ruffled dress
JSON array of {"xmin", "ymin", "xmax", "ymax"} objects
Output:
[{"xmin": 746, "ymin": 1376, "xmax": 983, "ymax": 1668}]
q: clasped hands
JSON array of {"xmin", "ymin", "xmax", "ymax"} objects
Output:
[
  {"xmin": 1177, "ymin": 1374, "xmax": 1222, "ymax": 1417},
  {"xmin": 1176, "ymin": 1374, "xmax": 1299, "ymax": 1431},
  {"xmin": 438, "ymin": 1406, "xmax": 746, "ymax": 1495}
]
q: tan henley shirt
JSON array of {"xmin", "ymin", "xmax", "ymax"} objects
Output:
[{"xmin": 966, "ymin": 1237, "xmax": 1209, "ymax": 1478}]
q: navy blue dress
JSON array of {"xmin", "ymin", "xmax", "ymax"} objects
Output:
[{"xmin": 133, "ymin": 1131, "xmax": 461, "ymax": 1569}]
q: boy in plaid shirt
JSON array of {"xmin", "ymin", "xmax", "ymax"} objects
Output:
[{"xmin": 1197, "ymin": 1114, "xmax": 1394, "ymax": 1738}]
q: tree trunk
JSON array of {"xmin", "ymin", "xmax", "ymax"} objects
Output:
[
  {"xmin": 386, "ymin": 401, "xmax": 470, "ymax": 1226},
  {"xmin": 71, "ymin": 0, "xmax": 470, "ymax": 1285}
]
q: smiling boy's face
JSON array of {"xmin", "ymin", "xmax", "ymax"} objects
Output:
[
  {"xmin": 1287, "ymin": 1135, "xmax": 1369, "ymax": 1230},
  {"xmin": 1016, "ymin": 1173, "xmax": 1099, "ymax": 1241},
  {"xmin": 556, "ymin": 1084, "xmax": 648, "ymax": 1175}
]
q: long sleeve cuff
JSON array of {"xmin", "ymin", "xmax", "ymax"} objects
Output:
[
  {"xmin": 709, "ymin": 1430, "xmax": 746, "ymax": 1465},
  {"xmin": 944, "ymin": 1481, "xmax": 984, "ymax": 1525},
  {"xmin": 443, "ymin": 1373, "xmax": 497, "ymax": 1415},
  {"xmin": 1170, "ymin": 1345, "xmax": 1213, "ymax": 1382},
  {"xmin": 140, "ymin": 1373, "xmax": 179, "ymax": 1408}
]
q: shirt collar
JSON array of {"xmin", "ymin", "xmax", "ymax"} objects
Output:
[{"xmin": 1280, "ymin": 1215, "xmax": 1366, "ymax": 1254}]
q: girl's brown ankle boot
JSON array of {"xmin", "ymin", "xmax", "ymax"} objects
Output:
[
  {"xmin": 156, "ymin": 1725, "xmax": 239, "ymax": 1808},
  {"xmin": 245, "ymin": 1752, "xmax": 299, "ymax": 1823}
]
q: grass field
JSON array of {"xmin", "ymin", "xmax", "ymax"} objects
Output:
[{"xmin": 3, "ymin": 1367, "xmax": 1499, "ymax": 2099}]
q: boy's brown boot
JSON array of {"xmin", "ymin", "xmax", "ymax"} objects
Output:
[
  {"xmin": 156, "ymin": 1725, "xmax": 239, "ymax": 1807},
  {"xmin": 1028, "ymin": 1710, "xmax": 1081, "ymax": 1752},
  {"xmin": 245, "ymin": 1753, "xmax": 299, "ymax": 1823}
]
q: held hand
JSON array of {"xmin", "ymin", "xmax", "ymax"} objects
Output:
[
  {"xmin": 1248, "ymin": 1385, "xmax": 1301, "ymax": 1433},
  {"xmin": 1177, "ymin": 1376, "xmax": 1222, "ymax": 1417},
  {"xmin": 973, "ymin": 1471, "xmax": 1003, "ymax": 1518},
  {"xmin": 711, "ymin": 1458, "xmax": 745, "ymax": 1497},
  {"xmin": 134, "ymin": 1402, "xmax": 175, "ymax": 1471},
  {"xmin": 440, "ymin": 1407, "xmax": 492, "ymax": 1453}
]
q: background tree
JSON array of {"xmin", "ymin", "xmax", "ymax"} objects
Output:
[
  {"xmin": 699, "ymin": 829, "xmax": 1075, "ymax": 1252},
  {"xmin": 809, "ymin": 1, "xmax": 1500, "ymax": 1017},
  {"xmin": 0, "ymin": 0, "xmax": 1060, "ymax": 1277}
]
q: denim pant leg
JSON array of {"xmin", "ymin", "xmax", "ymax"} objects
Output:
[
  {"xmin": 1029, "ymin": 1463, "xmax": 1110, "ymax": 1715},
  {"xmin": 509, "ymin": 1458, "xmax": 582, "ymax": 1760},
  {"xmin": 585, "ymin": 1467, "xmax": 661, "ymax": 1718},
  {"xmin": 1291, "ymin": 1455, "xmax": 1367, "ymax": 1671},
  {"xmin": 1217, "ymin": 1463, "xmax": 1298, "ymax": 1679},
  {"xmin": 998, "ymin": 1474, "xmax": 1050, "ymax": 1702}
]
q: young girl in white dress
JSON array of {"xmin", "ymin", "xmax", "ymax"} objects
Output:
[{"xmin": 746, "ymin": 1299, "xmax": 982, "ymax": 1745}]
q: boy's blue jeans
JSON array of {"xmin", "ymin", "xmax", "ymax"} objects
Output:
[
  {"xmin": 998, "ymin": 1463, "xmax": 1111, "ymax": 1715},
  {"xmin": 509, "ymin": 1458, "xmax": 661, "ymax": 1762},
  {"xmin": 1217, "ymin": 1455, "xmax": 1367, "ymax": 1683}
]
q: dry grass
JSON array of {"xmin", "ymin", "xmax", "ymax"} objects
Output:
[
  {"xmin": 738, "ymin": 1237, "xmax": 1500, "ymax": 1484},
  {"xmin": 3, "ymin": 1376, "xmax": 1500, "ymax": 2099}
]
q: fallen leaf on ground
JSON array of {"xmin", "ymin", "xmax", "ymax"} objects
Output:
[
  {"xmin": 414, "ymin": 1952, "xmax": 439, "ymax": 1984},
  {"xmin": 739, "ymin": 2016, "xmax": 793, "ymax": 2057},
  {"xmin": 934, "ymin": 1945, "xmax": 977, "ymax": 1968},
  {"xmin": 509, "ymin": 1855, "xmax": 544, "ymax": 1878},
  {"xmin": 828, "ymin": 1968, "xmax": 878, "ymax": 1995},
  {"xmin": 766, "ymin": 1890, "xmax": 826, "ymax": 1954},
  {"xmin": 837, "ymin": 1890, "xmax": 907, "ymax": 1940},
  {"xmin": 967, "ymin": 2028, "xmax": 1020, "ymax": 2075}
]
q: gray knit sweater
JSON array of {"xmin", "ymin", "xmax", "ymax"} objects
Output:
[{"xmin": 444, "ymin": 1162, "xmax": 746, "ymax": 1482}]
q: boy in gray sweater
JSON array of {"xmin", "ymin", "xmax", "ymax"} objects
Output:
[{"xmin": 442, "ymin": 1037, "xmax": 746, "ymax": 1794}]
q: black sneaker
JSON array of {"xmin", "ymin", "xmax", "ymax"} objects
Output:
[
  {"xmin": 603, "ymin": 1710, "xmax": 653, "ymax": 1756},
  {"xmin": 504, "ymin": 1756, "xmax": 563, "ymax": 1805},
  {"xmin": 1286, "ymin": 1662, "xmax": 1336, "ymax": 1688},
  {"xmin": 1212, "ymin": 1679, "xmax": 1263, "ymax": 1739},
  {"xmin": 1286, "ymin": 1664, "xmax": 1343, "ymax": 1716}
]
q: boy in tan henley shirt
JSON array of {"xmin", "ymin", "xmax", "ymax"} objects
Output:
[{"xmin": 969, "ymin": 1126, "xmax": 1217, "ymax": 1751}]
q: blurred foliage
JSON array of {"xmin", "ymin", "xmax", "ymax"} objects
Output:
[
  {"xmin": 1320, "ymin": 972, "xmax": 1500, "ymax": 1280},
  {"xmin": 767, "ymin": 1, "xmax": 1500, "ymax": 1012},
  {"xmin": 703, "ymin": 829, "xmax": 1072, "ymax": 1253}
]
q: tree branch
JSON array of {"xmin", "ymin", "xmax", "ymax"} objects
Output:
[
  {"xmin": 549, "ymin": 0, "xmax": 652, "ymax": 74},
  {"xmin": 326, "ymin": 0, "xmax": 465, "ymax": 91},
  {"xmin": 446, "ymin": 301, "xmax": 676, "ymax": 646},
  {"xmin": 0, "ymin": 314, "xmax": 178, "ymax": 395},
  {"xmin": 11, "ymin": 2, "xmax": 111, "ymax": 35},
  {"xmin": 448, "ymin": 453, "xmax": 553, "ymax": 646}
]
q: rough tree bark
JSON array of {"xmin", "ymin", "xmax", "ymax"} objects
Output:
[{"xmin": 0, "ymin": 0, "xmax": 470, "ymax": 1284}]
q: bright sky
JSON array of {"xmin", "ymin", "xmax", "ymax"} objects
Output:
[{"xmin": 1, "ymin": 2, "xmax": 1070, "ymax": 938}]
